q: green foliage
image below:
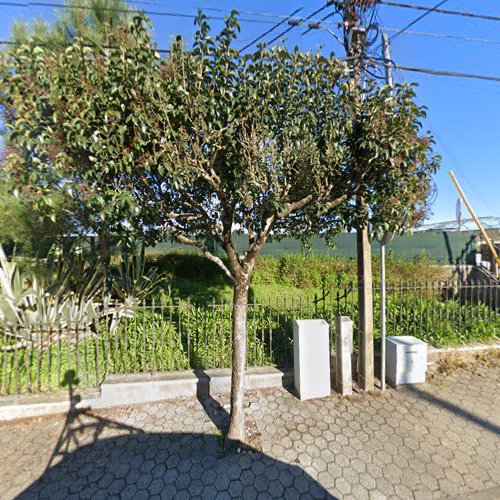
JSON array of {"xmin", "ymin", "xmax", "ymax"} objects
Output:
[
  {"xmin": 0, "ymin": 243, "xmax": 105, "ymax": 349},
  {"xmin": 110, "ymin": 243, "xmax": 171, "ymax": 310},
  {"xmin": 253, "ymin": 255, "xmax": 355, "ymax": 290},
  {"xmin": 145, "ymin": 252, "xmax": 448, "ymax": 299},
  {"xmin": 377, "ymin": 296, "xmax": 500, "ymax": 347},
  {"xmin": 1, "ymin": 10, "xmax": 438, "ymax": 283},
  {"xmin": 1, "ymin": 14, "xmax": 155, "ymax": 247},
  {"xmin": 11, "ymin": 0, "xmax": 133, "ymax": 51},
  {"xmin": 4, "ymin": 0, "xmax": 136, "ymax": 251},
  {"xmin": 0, "ymin": 241, "xmax": 171, "ymax": 354},
  {"xmin": 0, "ymin": 179, "xmax": 69, "ymax": 254}
]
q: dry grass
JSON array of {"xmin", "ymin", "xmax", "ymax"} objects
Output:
[{"xmin": 434, "ymin": 348, "xmax": 500, "ymax": 378}]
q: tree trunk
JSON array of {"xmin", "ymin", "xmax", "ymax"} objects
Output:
[
  {"xmin": 357, "ymin": 225, "xmax": 374, "ymax": 391},
  {"xmin": 98, "ymin": 231, "xmax": 111, "ymax": 268},
  {"xmin": 227, "ymin": 274, "xmax": 249, "ymax": 443}
]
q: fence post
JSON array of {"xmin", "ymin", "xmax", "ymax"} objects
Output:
[{"xmin": 335, "ymin": 316, "xmax": 353, "ymax": 396}]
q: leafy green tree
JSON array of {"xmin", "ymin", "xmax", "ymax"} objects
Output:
[
  {"xmin": 0, "ymin": 12, "xmax": 438, "ymax": 442},
  {"xmin": 8, "ymin": 0, "xmax": 134, "ymax": 264},
  {"xmin": 0, "ymin": 166, "xmax": 70, "ymax": 254},
  {"xmin": 11, "ymin": 0, "xmax": 132, "ymax": 49}
]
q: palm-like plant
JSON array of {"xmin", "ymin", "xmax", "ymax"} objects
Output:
[
  {"xmin": 110, "ymin": 243, "xmax": 170, "ymax": 317},
  {"xmin": 0, "ymin": 244, "xmax": 106, "ymax": 350}
]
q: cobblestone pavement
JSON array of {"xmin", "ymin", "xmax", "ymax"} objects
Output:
[{"xmin": 0, "ymin": 363, "xmax": 499, "ymax": 499}]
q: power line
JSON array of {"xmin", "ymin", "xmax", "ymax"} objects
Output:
[
  {"xmin": 240, "ymin": 6, "xmax": 303, "ymax": 53},
  {"xmin": 383, "ymin": 27, "xmax": 500, "ymax": 47},
  {"xmin": 301, "ymin": 4, "xmax": 339, "ymax": 36},
  {"xmin": 381, "ymin": 1, "xmax": 500, "ymax": 23},
  {"xmin": 366, "ymin": 56, "xmax": 500, "ymax": 83},
  {"xmin": 395, "ymin": 63, "xmax": 500, "ymax": 83},
  {"xmin": 388, "ymin": 0, "xmax": 450, "ymax": 41},
  {"xmin": 266, "ymin": 2, "xmax": 334, "ymax": 46},
  {"xmin": 0, "ymin": 1, "xmax": 282, "ymax": 24}
]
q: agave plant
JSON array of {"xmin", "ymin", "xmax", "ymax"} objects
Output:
[
  {"xmin": 109, "ymin": 243, "xmax": 170, "ymax": 318},
  {"xmin": 0, "ymin": 243, "xmax": 107, "ymax": 350}
]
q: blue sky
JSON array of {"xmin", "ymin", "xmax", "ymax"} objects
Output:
[{"xmin": 1, "ymin": 0, "xmax": 499, "ymax": 225}]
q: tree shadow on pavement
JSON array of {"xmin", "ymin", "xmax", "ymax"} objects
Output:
[
  {"xmin": 405, "ymin": 384, "xmax": 500, "ymax": 436},
  {"xmin": 17, "ymin": 370, "xmax": 337, "ymax": 499}
]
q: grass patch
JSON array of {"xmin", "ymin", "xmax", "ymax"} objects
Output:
[
  {"xmin": 146, "ymin": 251, "xmax": 449, "ymax": 304},
  {"xmin": 215, "ymin": 426, "xmax": 230, "ymax": 458}
]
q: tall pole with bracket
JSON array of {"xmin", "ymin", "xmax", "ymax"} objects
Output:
[{"xmin": 344, "ymin": 1, "xmax": 375, "ymax": 392}]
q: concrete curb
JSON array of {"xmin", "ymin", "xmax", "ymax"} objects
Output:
[
  {"xmin": 427, "ymin": 343, "xmax": 500, "ymax": 362},
  {"xmin": 1, "ymin": 343, "xmax": 498, "ymax": 422},
  {"xmin": 0, "ymin": 366, "xmax": 293, "ymax": 422}
]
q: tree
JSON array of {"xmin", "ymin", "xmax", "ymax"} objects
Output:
[
  {"xmin": 0, "ymin": 180, "xmax": 53, "ymax": 253},
  {"xmin": 8, "ymin": 0, "xmax": 134, "ymax": 265},
  {"xmin": 0, "ymin": 148, "xmax": 70, "ymax": 254},
  {"xmin": 0, "ymin": 12, "xmax": 439, "ymax": 443},
  {"xmin": 11, "ymin": 0, "xmax": 132, "ymax": 49},
  {"xmin": 130, "ymin": 12, "xmax": 438, "ymax": 440}
]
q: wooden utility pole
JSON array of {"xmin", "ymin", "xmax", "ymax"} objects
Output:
[{"xmin": 344, "ymin": 1, "xmax": 374, "ymax": 391}]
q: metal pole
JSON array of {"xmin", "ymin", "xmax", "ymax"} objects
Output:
[
  {"xmin": 380, "ymin": 242, "xmax": 386, "ymax": 390},
  {"xmin": 380, "ymin": 31, "xmax": 394, "ymax": 391},
  {"xmin": 382, "ymin": 31, "xmax": 394, "ymax": 87}
]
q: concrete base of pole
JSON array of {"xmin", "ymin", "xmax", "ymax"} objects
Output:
[{"xmin": 335, "ymin": 316, "xmax": 353, "ymax": 396}]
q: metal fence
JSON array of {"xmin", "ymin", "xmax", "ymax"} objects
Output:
[{"xmin": 1, "ymin": 281, "xmax": 499, "ymax": 396}]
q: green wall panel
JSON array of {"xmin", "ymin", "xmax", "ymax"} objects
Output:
[{"xmin": 147, "ymin": 230, "xmax": 486, "ymax": 264}]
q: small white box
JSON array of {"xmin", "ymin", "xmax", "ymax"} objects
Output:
[
  {"xmin": 386, "ymin": 336, "xmax": 427, "ymax": 386},
  {"xmin": 293, "ymin": 319, "xmax": 331, "ymax": 400}
]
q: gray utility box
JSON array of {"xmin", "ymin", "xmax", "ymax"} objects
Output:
[
  {"xmin": 293, "ymin": 319, "xmax": 331, "ymax": 400},
  {"xmin": 386, "ymin": 336, "xmax": 427, "ymax": 386}
]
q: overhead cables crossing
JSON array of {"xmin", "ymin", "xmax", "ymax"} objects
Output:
[
  {"xmin": 240, "ymin": 6, "xmax": 303, "ymax": 52},
  {"xmin": 387, "ymin": 0, "xmax": 450, "ymax": 41},
  {"xmin": 367, "ymin": 57, "xmax": 500, "ymax": 83},
  {"xmin": 266, "ymin": 1, "xmax": 336, "ymax": 46}
]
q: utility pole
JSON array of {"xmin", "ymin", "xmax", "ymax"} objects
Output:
[{"xmin": 343, "ymin": 1, "xmax": 374, "ymax": 392}]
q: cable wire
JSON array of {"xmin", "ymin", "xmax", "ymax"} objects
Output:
[
  {"xmin": 383, "ymin": 27, "xmax": 500, "ymax": 47},
  {"xmin": 0, "ymin": 1, "xmax": 282, "ymax": 24},
  {"xmin": 388, "ymin": 0, "xmax": 450, "ymax": 41},
  {"xmin": 240, "ymin": 6, "xmax": 303, "ymax": 52},
  {"xmin": 266, "ymin": 2, "xmax": 334, "ymax": 46},
  {"xmin": 368, "ymin": 57, "xmax": 500, "ymax": 83},
  {"xmin": 302, "ymin": 4, "xmax": 339, "ymax": 36},
  {"xmin": 397, "ymin": 64, "xmax": 500, "ymax": 83},
  {"xmin": 381, "ymin": 1, "xmax": 500, "ymax": 23}
]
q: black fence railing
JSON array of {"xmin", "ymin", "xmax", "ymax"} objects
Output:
[{"xmin": 1, "ymin": 281, "xmax": 499, "ymax": 395}]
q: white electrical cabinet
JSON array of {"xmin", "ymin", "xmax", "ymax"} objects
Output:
[
  {"xmin": 386, "ymin": 336, "xmax": 427, "ymax": 386},
  {"xmin": 293, "ymin": 319, "xmax": 331, "ymax": 400}
]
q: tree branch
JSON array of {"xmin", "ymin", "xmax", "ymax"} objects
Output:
[{"xmin": 168, "ymin": 227, "xmax": 235, "ymax": 282}]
